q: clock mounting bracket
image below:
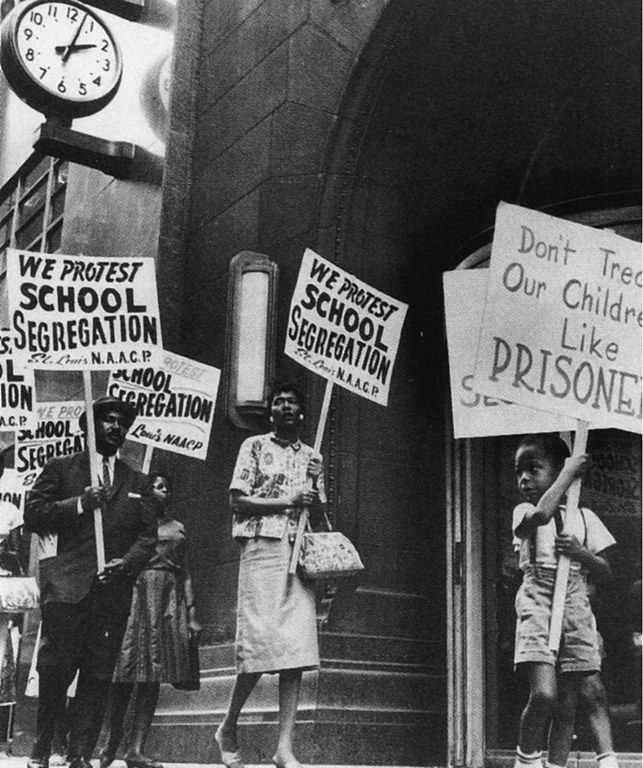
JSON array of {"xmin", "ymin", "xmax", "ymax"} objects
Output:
[
  {"xmin": 34, "ymin": 117, "xmax": 135, "ymax": 178},
  {"xmin": 79, "ymin": 0, "xmax": 145, "ymax": 22}
]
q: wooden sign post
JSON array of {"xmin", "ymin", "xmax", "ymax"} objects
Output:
[
  {"xmin": 83, "ymin": 370, "xmax": 105, "ymax": 572},
  {"xmin": 548, "ymin": 419, "xmax": 589, "ymax": 651},
  {"xmin": 289, "ymin": 379, "xmax": 333, "ymax": 575}
]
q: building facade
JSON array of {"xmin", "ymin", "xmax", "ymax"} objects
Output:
[{"xmin": 0, "ymin": 0, "xmax": 641, "ymax": 765}]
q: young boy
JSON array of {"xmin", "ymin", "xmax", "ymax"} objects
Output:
[{"xmin": 512, "ymin": 433, "xmax": 618, "ymax": 768}]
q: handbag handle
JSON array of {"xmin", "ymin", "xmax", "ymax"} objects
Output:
[{"xmin": 303, "ymin": 510, "xmax": 332, "ymax": 534}]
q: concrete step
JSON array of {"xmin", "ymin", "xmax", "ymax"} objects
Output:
[{"xmin": 199, "ymin": 631, "xmax": 444, "ymax": 675}]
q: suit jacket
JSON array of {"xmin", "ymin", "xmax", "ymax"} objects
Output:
[{"xmin": 24, "ymin": 451, "xmax": 157, "ymax": 606}]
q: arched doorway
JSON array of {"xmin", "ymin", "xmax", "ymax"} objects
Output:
[{"xmin": 314, "ymin": 0, "xmax": 640, "ymax": 764}]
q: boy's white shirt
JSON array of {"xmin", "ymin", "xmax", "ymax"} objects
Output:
[{"xmin": 512, "ymin": 503, "xmax": 616, "ymax": 572}]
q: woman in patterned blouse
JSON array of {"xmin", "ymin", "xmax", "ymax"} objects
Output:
[{"xmin": 215, "ymin": 382, "xmax": 326, "ymax": 768}]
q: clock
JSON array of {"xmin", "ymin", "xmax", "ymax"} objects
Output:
[
  {"xmin": 140, "ymin": 51, "xmax": 171, "ymax": 140},
  {"xmin": 0, "ymin": 0, "xmax": 123, "ymax": 119}
]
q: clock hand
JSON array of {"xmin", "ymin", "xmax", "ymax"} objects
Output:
[
  {"xmin": 61, "ymin": 12, "xmax": 88, "ymax": 63},
  {"xmin": 55, "ymin": 43, "xmax": 97, "ymax": 53}
]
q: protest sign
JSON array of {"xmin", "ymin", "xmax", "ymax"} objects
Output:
[
  {"xmin": 285, "ymin": 249, "xmax": 408, "ymax": 406},
  {"xmin": 0, "ymin": 353, "xmax": 36, "ymax": 430},
  {"xmin": 0, "ymin": 468, "xmax": 25, "ymax": 519},
  {"xmin": 443, "ymin": 269, "xmax": 577, "ymax": 438},
  {"xmin": 107, "ymin": 351, "xmax": 220, "ymax": 461},
  {"xmin": 6, "ymin": 249, "xmax": 163, "ymax": 370},
  {"xmin": 15, "ymin": 402, "xmax": 85, "ymax": 491},
  {"xmin": 474, "ymin": 203, "xmax": 641, "ymax": 433}
]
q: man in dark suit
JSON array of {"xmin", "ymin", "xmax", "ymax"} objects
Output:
[{"xmin": 25, "ymin": 396, "xmax": 157, "ymax": 768}]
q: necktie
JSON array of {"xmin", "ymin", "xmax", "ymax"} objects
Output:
[{"xmin": 102, "ymin": 457, "xmax": 111, "ymax": 488}]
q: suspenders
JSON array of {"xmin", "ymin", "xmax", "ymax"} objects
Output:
[{"xmin": 529, "ymin": 507, "xmax": 588, "ymax": 564}]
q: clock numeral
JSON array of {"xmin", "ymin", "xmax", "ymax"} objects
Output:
[
  {"xmin": 57, "ymin": 80, "xmax": 66, "ymax": 93},
  {"xmin": 23, "ymin": 28, "xmax": 33, "ymax": 40},
  {"xmin": 88, "ymin": 20, "xmax": 95, "ymax": 32},
  {"xmin": 25, "ymin": 48, "xmax": 35, "ymax": 62},
  {"xmin": 103, "ymin": 59, "xmax": 111, "ymax": 72},
  {"xmin": 79, "ymin": 82, "xmax": 87, "ymax": 96},
  {"xmin": 66, "ymin": 7, "xmax": 78, "ymax": 21},
  {"xmin": 29, "ymin": 11, "xmax": 43, "ymax": 25},
  {"xmin": 47, "ymin": 4, "xmax": 58, "ymax": 17},
  {"xmin": 101, "ymin": 38, "xmax": 109, "ymax": 52},
  {"xmin": 39, "ymin": 67, "xmax": 48, "ymax": 80}
]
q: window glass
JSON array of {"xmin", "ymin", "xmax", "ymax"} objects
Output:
[{"xmin": 0, "ymin": 155, "xmax": 66, "ymax": 316}]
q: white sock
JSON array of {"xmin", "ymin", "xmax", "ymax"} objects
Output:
[
  {"xmin": 597, "ymin": 752, "xmax": 619, "ymax": 768},
  {"xmin": 514, "ymin": 747, "xmax": 544, "ymax": 768}
]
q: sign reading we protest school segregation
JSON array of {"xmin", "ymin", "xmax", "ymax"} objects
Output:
[
  {"xmin": 474, "ymin": 203, "xmax": 642, "ymax": 433},
  {"xmin": 6, "ymin": 249, "xmax": 163, "ymax": 370},
  {"xmin": 15, "ymin": 402, "xmax": 85, "ymax": 490},
  {"xmin": 443, "ymin": 269, "xmax": 577, "ymax": 438},
  {"xmin": 285, "ymin": 249, "xmax": 408, "ymax": 406},
  {"xmin": 107, "ymin": 351, "xmax": 220, "ymax": 460}
]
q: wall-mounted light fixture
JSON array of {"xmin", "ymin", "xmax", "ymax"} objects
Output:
[{"xmin": 225, "ymin": 251, "xmax": 278, "ymax": 430}]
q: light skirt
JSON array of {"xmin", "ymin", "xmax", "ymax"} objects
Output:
[{"xmin": 235, "ymin": 533, "xmax": 319, "ymax": 674}]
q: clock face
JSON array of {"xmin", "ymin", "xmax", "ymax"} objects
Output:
[{"xmin": 0, "ymin": 0, "xmax": 123, "ymax": 118}]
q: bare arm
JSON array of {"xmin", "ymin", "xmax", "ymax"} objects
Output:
[
  {"xmin": 556, "ymin": 537, "xmax": 613, "ymax": 583},
  {"xmin": 229, "ymin": 486, "xmax": 320, "ymax": 516},
  {"xmin": 515, "ymin": 454, "xmax": 588, "ymax": 538}
]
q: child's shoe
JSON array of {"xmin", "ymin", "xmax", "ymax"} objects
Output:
[
  {"xmin": 513, "ymin": 747, "xmax": 544, "ymax": 768},
  {"xmin": 597, "ymin": 752, "xmax": 619, "ymax": 768}
]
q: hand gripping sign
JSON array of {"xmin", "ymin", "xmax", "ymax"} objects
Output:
[
  {"xmin": 285, "ymin": 249, "xmax": 408, "ymax": 573},
  {"xmin": 473, "ymin": 202, "xmax": 641, "ymax": 650}
]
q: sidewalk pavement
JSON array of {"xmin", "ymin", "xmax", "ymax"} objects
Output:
[
  {"xmin": 0, "ymin": 762, "xmax": 427, "ymax": 768},
  {"xmin": 0, "ymin": 760, "xmax": 425, "ymax": 768}
]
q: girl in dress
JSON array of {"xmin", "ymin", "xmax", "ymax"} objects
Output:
[{"xmin": 100, "ymin": 472, "xmax": 200, "ymax": 768}]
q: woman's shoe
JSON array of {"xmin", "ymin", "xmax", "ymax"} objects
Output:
[
  {"xmin": 124, "ymin": 755, "xmax": 164, "ymax": 768},
  {"xmin": 214, "ymin": 725, "xmax": 245, "ymax": 768},
  {"xmin": 272, "ymin": 757, "xmax": 303, "ymax": 768},
  {"xmin": 50, "ymin": 754, "xmax": 67, "ymax": 767},
  {"xmin": 99, "ymin": 752, "xmax": 115, "ymax": 768}
]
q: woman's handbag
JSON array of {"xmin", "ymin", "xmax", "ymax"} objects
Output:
[
  {"xmin": 298, "ymin": 524, "xmax": 364, "ymax": 580},
  {"xmin": 0, "ymin": 576, "xmax": 40, "ymax": 613},
  {"xmin": 173, "ymin": 631, "xmax": 200, "ymax": 691},
  {"xmin": 0, "ymin": 552, "xmax": 39, "ymax": 613}
]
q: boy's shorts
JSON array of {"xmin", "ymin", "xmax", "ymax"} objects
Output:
[{"xmin": 514, "ymin": 566, "xmax": 602, "ymax": 673}]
